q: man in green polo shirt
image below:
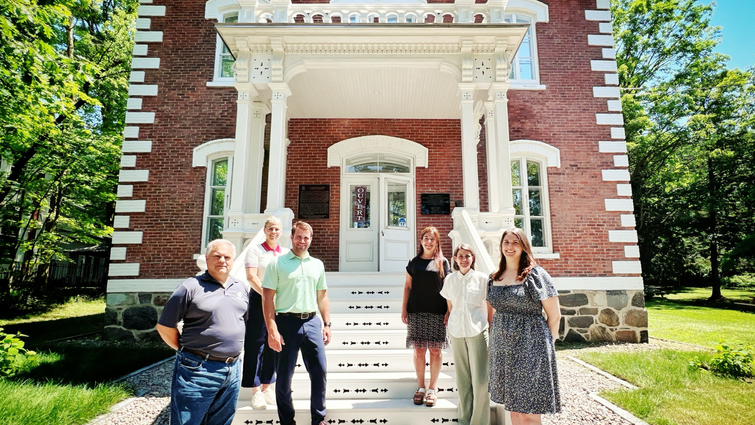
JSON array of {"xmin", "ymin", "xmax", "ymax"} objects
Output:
[{"xmin": 262, "ymin": 221, "xmax": 331, "ymax": 425}]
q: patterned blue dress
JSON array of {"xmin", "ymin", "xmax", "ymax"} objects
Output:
[{"xmin": 486, "ymin": 265, "xmax": 561, "ymax": 414}]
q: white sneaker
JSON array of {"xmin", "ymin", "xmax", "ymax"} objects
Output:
[
  {"xmin": 251, "ymin": 390, "xmax": 267, "ymax": 410},
  {"xmin": 263, "ymin": 385, "xmax": 276, "ymax": 405}
]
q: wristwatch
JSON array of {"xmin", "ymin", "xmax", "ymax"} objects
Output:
[{"xmin": 323, "ymin": 322, "xmax": 332, "ymax": 327}]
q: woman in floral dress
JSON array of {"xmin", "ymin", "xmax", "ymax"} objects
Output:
[{"xmin": 487, "ymin": 227, "xmax": 561, "ymax": 425}]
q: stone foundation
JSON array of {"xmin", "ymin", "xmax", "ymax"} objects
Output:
[
  {"xmin": 106, "ymin": 289, "xmax": 649, "ymax": 343},
  {"xmin": 105, "ymin": 292, "xmax": 171, "ymax": 342},
  {"xmin": 558, "ymin": 290, "xmax": 648, "ymax": 343}
]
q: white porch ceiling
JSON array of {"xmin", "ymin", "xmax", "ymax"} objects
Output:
[
  {"xmin": 217, "ymin": 24, "xmax": 529, "ymax": 119},
  {"xmin": 287, "ymin": 66, "xmax": 461, "ymax": 118}
]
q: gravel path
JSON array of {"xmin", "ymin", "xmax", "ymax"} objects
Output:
[{"xmin": 90, "ymin": 339, "xmax": 691, "ymax": 425}]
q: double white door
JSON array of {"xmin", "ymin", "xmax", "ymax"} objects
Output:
[{"xmin": 339, "ymin": 175, "xmax": 414, "ymax": 272}]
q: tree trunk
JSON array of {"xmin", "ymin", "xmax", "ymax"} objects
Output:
[{"xmin": 708, "ymin": 156, "xmax": 723, "ymax": 302}]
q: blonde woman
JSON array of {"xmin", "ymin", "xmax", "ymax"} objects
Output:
[
  {"xmin": 401, "ymin": 226, "xmax": 451, "ymax": 407},
  {"xmin": 440, "ymin": 244, "xmax": 493, "ymax": 425},
  {"xmin": 488, "ymin": 227, "xmax": 561, "ymax": 425},
  {"xmin": 242, "ymin": 216, "xmax": 289, "ymax": 409}
]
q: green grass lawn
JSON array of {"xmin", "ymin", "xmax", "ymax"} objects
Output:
[
  {"xmin": 575, "ymin": 286, "xmax": 755, "ymax": 425},
  {"xmin": 0, "ymin": 379, "xmax": 131, "ymax": 425},
  {"xmin": 578, "ymin": 349, "xmax": 755, "ymax": 425},
  {"xmin": 648, "ymin": 287, "xmax": 755, "ymax": 348},
  {"xmin": 0, "ymin": 296, "xmax": 104, "ymax": 326},
  {"xmin": 0, "ymin": 296, "xmax": 173, "ymax": 425}
]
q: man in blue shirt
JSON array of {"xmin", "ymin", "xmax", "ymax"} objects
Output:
[
  {"xmin": 157, "ymin": 239, "xmax": 249, "ymax": 425},
  {"xmin": 263, "ymin": 221, "xmax": 331, "ymax": 425}
]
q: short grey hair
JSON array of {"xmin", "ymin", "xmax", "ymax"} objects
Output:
[
  {"xmin": 206, "ymin": 239, "xmax": 237, "ymax": 258},
  {"xmin": 264, "ymin": 216, "xmax": 282, "ymax": 229}
]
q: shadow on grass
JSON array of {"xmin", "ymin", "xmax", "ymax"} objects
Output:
[
  {"xmin": 2, "ymin": 313, "xmax": 106, "ymax": 346},
  {"xmin": 647, "ymin": 298, "xmax": 755, "ymax": 314},
  {"xmin": 11, "ymin": 341, "xmax": 175, "ymax": 386}
]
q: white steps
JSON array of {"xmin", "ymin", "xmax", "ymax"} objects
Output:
[{"xmin": 233, "ymin": 272, "xmax": 464, "ymax": 425}]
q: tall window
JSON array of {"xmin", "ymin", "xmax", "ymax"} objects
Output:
[
  {"xmin": 215, "ymin": 13, "xmax": 238, "ymax": 80},
  {"xmin": 511, "ymin": 157, "xmax": 549, "ymax": 249},
  {"xmin": 206, "ymin": 158, "xmax": 228, "ymax": 244},
  {"xmin": 504, "ymin": 13, "xmax": 538, "ymax": 82}
]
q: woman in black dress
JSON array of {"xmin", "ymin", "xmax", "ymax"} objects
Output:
[
  {"xmin": 488, "ymin": 227, "xmax": 561, "ymax": 425},
  {"xmin": 401, "ymin": 226, "xmax": 451, "ymax": 407}
]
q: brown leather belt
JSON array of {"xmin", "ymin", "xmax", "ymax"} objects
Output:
[
  {"xmin": 277, "ymin": 311, "xmax": 317, "ymax": 319},
  {"xmin": 180, "ymin": 347, "xmax": 239, "ymax": 364}
]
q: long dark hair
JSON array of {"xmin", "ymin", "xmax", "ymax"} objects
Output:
[
  {"xmin": 418, "ymin": 226, "xmax": 446, "ymax": 278},
  {"xmin": 491, "ymin": 227, "xmax": 537, "ymax": 282}
]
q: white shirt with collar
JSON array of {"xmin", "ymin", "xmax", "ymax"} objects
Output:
[{"xmin": 440, "ymin": 269, "xmax": 489, "ymax": 338}]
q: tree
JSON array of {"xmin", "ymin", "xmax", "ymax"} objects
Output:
[
  {"xmin": 612, "ymin": 0, "xmax": 755, "ymax": 300},
  {"xmin": 0, "ymin": 0, "xmax": 137, "ymax": 307}
]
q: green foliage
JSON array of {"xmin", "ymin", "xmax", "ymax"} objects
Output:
[
  {"xmin": 722, "ymin": 273, "xmax": 755, "ymax": 289},
  {"xmin": 613, "ymin": 0, "xmax": 755, "ymax": 297},
  {"xmin": 691, "ymin": 342, "xmax": 755, "ymax": 379},
  {"xmin": 0, "ymin": 327, "xmax": 36, "ymax": 377},
  {"xmin": 0, "ymin": 0, "xmax": 138, "ymax": 308}
]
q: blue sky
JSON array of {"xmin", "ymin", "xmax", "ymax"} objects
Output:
[{"xmin": 703, "ymin": 0, "xmax": 755, "ymax": 70}]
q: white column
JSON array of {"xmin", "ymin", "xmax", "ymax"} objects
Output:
[
  {"xmin": 265, "ymin": 82, "xmax": 291, "ymax": 212},
  {"xmin": 228, "ymin": 85, "xmax": 255, "ymax": 216},
  {"xmin": 246, "ymin": 101, "xmax": 266, "ymax": 213},
  {"xmin": 459, "ymin": 83, "xmax": 480, "ymax": 210},
  {"xmin": 490, "ymin": 83, "xmax": 515, "ymax": 227},
  {"xmin": 484, "ymin": 101, "xmax": 500, "ymax": 213}
]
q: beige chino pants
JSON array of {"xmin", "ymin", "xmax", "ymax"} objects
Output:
[{"xmin": 450, "ymin": 329, "xmax": 490, "ymax": 425}]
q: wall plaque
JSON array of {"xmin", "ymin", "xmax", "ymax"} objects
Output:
[
  {"xmin": 421, "ymin": 193, "xmax": 451, "ymax": 215},
  {"xmin": 298, "ymin": 185, "xmax": 330, "ymax": 219}
]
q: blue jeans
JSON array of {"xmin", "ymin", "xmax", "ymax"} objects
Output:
[
  {"xmin": 170, "ymin": 350, "xmax": 241, "ymax": 425},
  {"xmin": 275, "ymin": 315, "xmax": 327, "ymax": 425}
]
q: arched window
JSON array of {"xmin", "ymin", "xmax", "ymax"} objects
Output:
[{"xmin": 386, "ymin": 14, "xmax": 398, "ymax": 23}]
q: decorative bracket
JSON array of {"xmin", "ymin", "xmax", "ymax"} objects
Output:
[
  {"xmin": 460, "ymin": 37, "xmax": 474, "ymax": 83},
  {"xmin": 495, "ymin": 39, "xmax": 510, "ymax": 82},
  {"xmin": 233, "ymin": 38, "xmax": 250, "ymax": 83},
  {"xmin": 270, "ymin": 36, "xmax": 285, "ymax": 82}
]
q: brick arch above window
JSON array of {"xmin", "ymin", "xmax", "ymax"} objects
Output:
[
  {"xmin": 193, "ymin": 138, "xmax": 235, "ymax": 167},
  {"xmin": 510, "ymin": 139, "xmax": 560, "ymax": 168},
  {"xmin": 327, "ymin": 135, "xmax": 428, "ymax": 168}
]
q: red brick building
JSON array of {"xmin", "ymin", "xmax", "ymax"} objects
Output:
[{"xmin": 107, "ymin": 0, "xmax": 647, "ymax": 345}]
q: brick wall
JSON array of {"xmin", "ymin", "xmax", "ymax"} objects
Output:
[
  {"xmin": 503, "ymin": 0, "xmax": 626, "ymax": 276},
  {"xmin": 285, "ymin": 119, "xmax": 463, "ymax": 271},
  {"xmin": 122, "ymin": 0, "xmax": 236, "ymax": 278}
]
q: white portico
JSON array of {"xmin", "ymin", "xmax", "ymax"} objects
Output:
[{"xmin": 213, "ymin": 8, "xmax": 531, "ymax": 269}]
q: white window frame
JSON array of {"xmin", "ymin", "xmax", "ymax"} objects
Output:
[
  {"xmin": 201, "ymin": 154, "xmax": 234, "ymax": 248},
  {"xmin": 213, "ymin": 11, "xmax": 239, "ymax": 82},
  {"xmin": 504, "ymin": 12, "xmax": 541, "ymax": 84},
  {"xmin": 193, "ymin": 138, "xmax": 235, "ymax": 250},
  {"xmin": 510, "ymin": 155, "xmax": 552, "ymax": 252}
]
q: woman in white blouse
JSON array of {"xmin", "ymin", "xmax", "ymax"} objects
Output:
[{"xmin": 440, "ymin": 244, "xmax": 494, "ymax": 425}]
